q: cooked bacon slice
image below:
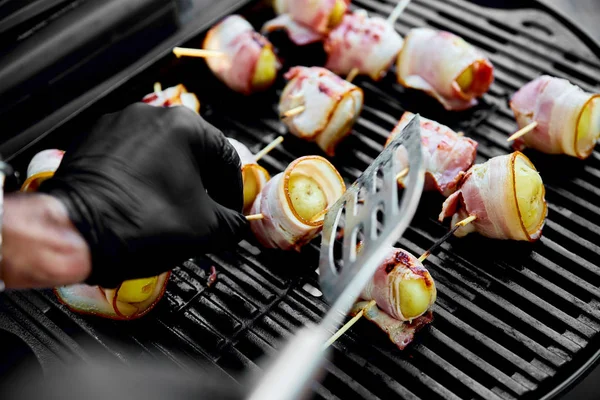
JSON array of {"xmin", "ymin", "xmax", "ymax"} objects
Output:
[
  {"xmin": 397, "ymin": 28, "xmax": 494, "ymax": 111},
  {"xmin": 142, "ymin": 84, "xmax": 200, "ymax": 114},
  {"xmin": 55, "ymin": 273, "xmax": 170, "ymax": 320},
  {"xmin": 439, "ymin": 152, "xmax": 547, "ymax": 241},
  {"xmin": 325, "ymin": 10, "xmax": 404, "ymax": 81},
  {"xmin": 360, "ymin": 247, "xmax": 436, "ymax": 322},
  {"xmin": 250, "ymin": 156, "xmax": 345, "ymax": 250},
  {"xmin": 21, "ymin": 149, "xmax": 65, "ymax": 192},
  {"xmin": 228, "ymin": 138, "xmax": 271, "ymax": 214},
  {"xmin": 386, "ymin": 112, "xmax": 477, "ymax": 197},
  {"xmin": 510, "ymin": 75, "xmax": 600, "ymax": 159},
  {"xmin": 351, "ymin": 302, "xmax": 433, "ymax": 350},
  {"xmin": 262, "ymin": 14, "xmax": 326, "ymax": 45},
  {"xmin": 203, "ymin": 15, "xmax": 280, "ymax": 94},
  {"xmin": 273, "ymin": 0, "xmax": 349, "ymax": 34},
  {"xmin": 279, "ymin": 67, "xmax": 363, "ymax": 156}
]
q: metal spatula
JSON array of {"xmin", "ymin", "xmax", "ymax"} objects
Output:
[{"xmin": 248, "ymin": 115, "xmax": 424, "ymax": 400}]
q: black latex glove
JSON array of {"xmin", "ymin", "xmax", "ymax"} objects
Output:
[{"xmin": 40, "ymin": 103, "xmax": 247, "ymax": 288}]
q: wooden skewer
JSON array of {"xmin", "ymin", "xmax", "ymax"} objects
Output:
[
  {"xmin": 154, "ymin": 82, "xmax": 162, "ymax": 93},
  {"xmin": 323, "ymin": 214, "xmax": 477, "ymax": 349},
  {"xmin": 387, "ymin": 0, "xmax": 412, "ymax": 25},
  {"xmin": 417, "ymin": 215, "xmax": 477, "ymax": 262},
  {"xmin": 254, "ymin": 136, "xmax": 284, "ymax": 162},
  {"xmin": 173, "ymin": 47, "xmax": 225, "ymax": 58},
  {"xmin": 507, "ymin": 121, "xmax": 538, "ymax": 142},
  {"xmin": 323, "ymin": 300, "xmax": 376, "ymax": 349},
  {"xmin": 346, "ymin": 68, "xmax": 359, "ymax": 83},
  {"xmin": 281, "ymin": 105, "xmax": 306, "ymax": 118},
  {"xmin": 246, "ymin": 214, "xmax": 264, "ymax": 221}
]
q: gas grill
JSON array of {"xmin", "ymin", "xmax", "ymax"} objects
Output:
[{"xmin": 1, "ymin": 0, "xmax": 600, "ymax": 398}]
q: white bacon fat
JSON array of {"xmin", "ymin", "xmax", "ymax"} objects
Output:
[
  {"xmin": 397, "ymin": 28, "xmax": 494, "ymax": 111},
  {"xmin": 279, "ymin": 67, "xmax": 363, "ymax": 156},
  {"xmin": 360, "ymin": 247, "xmax": 436, "ymax": 322},
  {"xmin": 228, "ymin": 138, "xmax": 271, "ymax": 214},
  {"xmin": 203, "ymin": 15, "xmax": 280, "ymax": 94},
  {"xmin": 250, "ymin": 156, "xmax": 345, "ymax": 250},
  {"xmin": 325, "ymin": 10, "xmax": 404, "ymax": 81},
  {"xmin": 439, "ymin": 152, "xmax": 547, "ymax": 241},
  {"xmin": 142, "ymin": 84, "xmax": 200, "ymax": 114},
  {"xmin": 21, "ymin": 149, "xmax": 65, "ymax": 192},
  {"xmin": 387, "ymin": 112, "xmax": 478, "ymax": 197},
  {"xmin": 55, "ymin": 273, "xmax": 170, "ymax": 320},
  {"xmin": 263, "ymin": 0, "xmax": 350, "ymax": 44},
  {"xmin": 510, "ymin": 75, "xmax": 600, "ymax": 159}
]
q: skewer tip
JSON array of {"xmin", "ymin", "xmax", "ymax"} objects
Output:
[
  {"xmin": 507, "ymin": 121, "xmax": 538, "ymax": 142},
  {"xmin": 246, "ymin": 214, "xmax": 264, "ymax": 221}
]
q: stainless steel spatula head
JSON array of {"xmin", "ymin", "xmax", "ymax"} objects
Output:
[
  {"xmin": 318, "ymin": 113, "xmax": 424, "ymax": 326},
  {"xmin": 248, "ymin": 115, "xmax": 424, "ymax": 400}
]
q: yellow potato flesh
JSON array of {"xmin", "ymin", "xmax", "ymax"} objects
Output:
[
  {"xmin": 514, "ymin": 157, "xmax": 545, "ymax": 234},
  {"xmin": 576, "ymin": 97, "xmax": 600, "ymax": 155},
  {"xmin": 288, "ymin": 174, "xmax": 327, "ymax": 221},
  {"xmin": 328, "ymin": 0, "xmax": 347, "ymax": 28},
  {"xmin": 251, "ymin": 47, "xmax": 278, "ymax": 91},
  {"xmin": 242, "ymin": 168, "xmax": 260, "ymax": 212},
  {"xmin": 398, "ymin": 278, "xmax": 432, "ymax": 320},
  {"xmin": 456, "ymin": 65, "xmax": 474, "ymax": 93},
  {"xmin": 117, "ymin": 276, "xmax": 158, "ymax": 303}
]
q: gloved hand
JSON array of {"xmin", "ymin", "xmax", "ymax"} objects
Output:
[{"xmin": 39, "ymin": 103, "xmax": 247, "ymax": 288}]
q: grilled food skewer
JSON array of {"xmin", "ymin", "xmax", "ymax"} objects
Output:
[
  {"xmin": 254, "ymin": 136, "xmax": 284, "ymax": 162},
  {"xmin": 323, "ymin": 215, "xmax": 475, "ymax": 350}
]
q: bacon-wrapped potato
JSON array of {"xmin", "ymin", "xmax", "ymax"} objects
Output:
[
  {"xmin": 325, "ymin": 10, "xmax": 404, "ymax": 81},
  {"xmin": 21, "ymin": 150, "xmax": 170, "ymax": 320},
  {"xmin": 510, "ymin": 75, "xmax": 600, "ymax": 159},
  {"xmin": 20, "ymin": 149, "xmax": 65, "ymax": 192},
  {"xmin": 264, "ymin": 0, "xmax": 349, "ymax": 45},
  {"xmin": 142, "ymin": 84, "xmax": 200, "ymax": 113},
  {"xmin": 386, "ymin": 112, "xmax": 478, "ymax": 197},
  {"xmin": 397, "ymin": 28, "xmax": 494, "ymax": 111},
  {"xmin": 352, "ymin": 247, "xmax": 435, "ymax": 350},
  {"xmin": 228, "ymin": 138, "xmax": 271, "ymax": 214},
  {"xmin": 439, "ymin": 152, "xmax": 547, "ymax": 241},
  {"xmin": 279, "ymin": 67, "xmax": 363, "ymax": 156},
  {"xmin": 204, "ymin": 15, "xmax": 281, "ymax": 95},
  {"xmin": 250, "ymin": 156, "xmax": 345, "ymax": 250}
]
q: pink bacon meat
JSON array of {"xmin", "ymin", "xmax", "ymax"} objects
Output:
[
  {"xmin": 439, "ymin": 152, "xmax": 547, "ymax": 241},
  {"xmin": 249, "ymin": 156, "xmax": 345, "ymax": 251},
  {"xmin": 386, "ymin": 112, "xmax": 478, "ymax": 197},
  {"xmin": 325, "ymin": 10, "xmax": 404, "ymax": 81},
  {"xmin": 279, "ymin": 66, "xmax": 363, "ymax": 156},
  {"xmin": 397, "ymin": 28, "xmax": 494, "ymax": 111},
  {"xmin": 510, "ymin": 75, "xmax": 600, "ymax": 159},
  {"xmin": 203, "ymin": 15, "xmax": 280, "ymax": 94},
  {"xmin": 142, "ymin": 84, "xmax": 200, "ymax": 114}
]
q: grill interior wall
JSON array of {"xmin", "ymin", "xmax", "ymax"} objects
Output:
[{"xmin": 3, "ymin": 0, "xmax": 600, "ymax": 399}]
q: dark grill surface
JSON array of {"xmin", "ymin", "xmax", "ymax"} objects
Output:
[{"xmin": 2, "ymin": 0, "xmax": 600, "ymax": 399}]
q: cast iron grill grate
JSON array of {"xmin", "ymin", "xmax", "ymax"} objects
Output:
[{"xmin": 2, "ymin": 0, "xmax": 600, "ymax": 399}]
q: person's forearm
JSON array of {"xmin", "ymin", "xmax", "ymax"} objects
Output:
[{"xmin": 1, "ymin": 193, "xmax": 91, "ymax": 289}]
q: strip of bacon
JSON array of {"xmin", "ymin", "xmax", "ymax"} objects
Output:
[
  {"xmin": 360, "ymin": 247, "xmax": 436, "ymax": 322},
  {"xmin": 142, "ymin": 84, "xmax": 200, "ymax": 114},
  {"xmin": 249, "ymin": 156, "xmax": 345, "ymax": 251},
  {"xmin": 439, "ymin": 152, "xmax": 547, "ymax": 241},
  {"xmin": 397, "ymin": 28, "xmax": 494, "ymax": 111},
  {"xmin": 280, "ymin": 67, "xmax": 363, "ymax": 156},
  {"xmin": 510, "ymin": 75, "xmax": 600, "ymax": 159},
  {"xmin": 351, "ymin": 302, "xmax": 433, "ymax": 350},
  {"xmin": 203, "ymin": 15, "xmax": 280, "ymax": 95},
  {"xmin": 228, "ymin": 138, "xmax": 271, "ymax": 214},
  {"xmin": 262, "ymin": 14, "xmax": 326, "ymax": 45},
  {"xmin": 387, "ymin": 112, "xmax": 477, "ymax": 197},
  {"xmin": 325, "ymin": 10, "xmax": 404, "ymax": 81}
]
